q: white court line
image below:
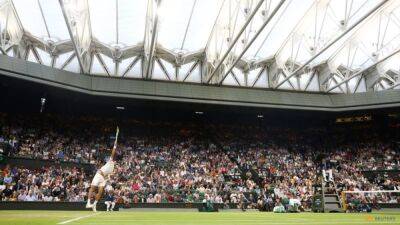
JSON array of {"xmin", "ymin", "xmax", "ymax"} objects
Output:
[{"xmin": 58, "ymin": 212, "xmax": 101, "ymax": 224}]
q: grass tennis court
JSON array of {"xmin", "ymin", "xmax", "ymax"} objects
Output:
[{"xmin": 1, "ymin": 211, "xmax": 400, "ymax": 225}]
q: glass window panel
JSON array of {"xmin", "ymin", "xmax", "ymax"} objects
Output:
[
  {"xmin": 355, "ymin": 76, "xmax": 366, "ymax": 93},
  {"xmin": 278, "ymin": 81, "xmax": 292, "ymax": 90},
  {"xmin": 152, "ymin": 60, "xmax": 168, "ymax": 80},
  {"xmin": 307, "ymin": 73, "xmax": 319, "ymax": 91},
  {"xmin": 158, "ymin": 0, "xmax": 195, "ymax": 51},
  {"xmin": 247, "ymin": 67, "xmax": 262, "ymax": 85},
  {"xmin": 88, "ymin": 0, "xmax": 116, "ymax": 44},
  {"xmin": 289, "ymin": 75, "xmax": 297, "ymax": 89},
  {"xmin": 299, "ymin": 73, "xmax": 312, "ymax": 90},
  {"xmin": 159, "ymin": 58, "xmax": 175, "ymax": 79},
  {"xmin": 254, "ymin": 72, "xmax": 268, "ymax": 88},
  {"xmin": 178, "ymin": 62, "xmax": 195, "ymax": 81},
  {"xmin": 379, "ymin": 53, "xmax": 400, "ymax": 72},
  {"xmin": 232, "ymin": 68, "xmax": 245, "ymax": 86},
  {"xmin": 347, "ymin": 75, "xmax": 359, "ymax": 92},
  {"xmin": 118, "ymin": 57, "xmax": 136, "ymax": 76},
  {"xmin": 247, "ymin": 0, "xmax": 313, "ymax": 60},
  {"xmin": 13, "ymin": 0, "xmax": 47, "ymax": 38},
  {"xmin": 376, "ymin": 83, "xmax": 384, "ymax": 91},
  {"xmin": 332, "ymin": 74, "xmax": 347, "ymax": 92},
  {"xmin": 278, "ymin": 73, "xmax": 293, "ymax": 90},
  {"xmin": 329, "ymin": 81, "xmax": 342, "ymax": 93},
  {"xmin": 118, "ymin": 0, "xmax": 146, "ymax": 46},
  {"xmin": 39, "ymin": 0, "xmax": 70, "ymax": 41},
  {"xmin": 36, "ymin": 48, "xmax": 52, "ymax": 66},
  {"xmin": 207, "ymin": 0, "xmax": 249, "ymax": 63},
  {"xmin": 55, "ymin": 52, "xmax": 74, "ymax": 69},
  {"xmin": 91, "ymin": 55, "xmax": 107, "ymax": 75},
  {"xmin": 179, "ymin": 0, "xmax": 221, "ymax": 52},
  {"xmin": 64, "ymin": 56, "xmax": 80, "ymax": 73},
  {"xmin": 118, "ymin": 57, "xmax": 142, "ymax": 78},
  {"xmin": 328, "ymin": 2, "xmax": 400, "ymax": 72},
  {"xmin": 101, "ymin": 54, "xmax": 115, "ymax": 75},
  {"xmin": 331, "ymin": 42, "xmax": 370, "ymax": 71},
  {"xmin": 222, "ymin": 73, "xmax": 238, "ymax": 86},
  {"xmin": 7, "ymin": 49, "xmax": 15, "ymax": 57},
  {"xmin": 27, "ymin": 49, "xmax": 38, "ymax": 63},
  {"xmin": 274, "ymin": 1, "xmax": 342, "ymax": 67},
  {"xmin": 269, "ymin": 0, "xmax": 382, "ymax": 71},
  {"xmin": 184, "ymin": 64, "xmax": 200, "ymax": 83},
  {"xmin": 329, "ymin": 0, "xmax": 378, "ymax": 26},
  {"xmin": 125, "ymin": 59, "xmax": 142, "ymax": 78}
]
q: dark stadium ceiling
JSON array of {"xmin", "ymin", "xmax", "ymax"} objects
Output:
[{"xmin": 0, "ymin": 0, "xmax": 400, "ymax": 94}]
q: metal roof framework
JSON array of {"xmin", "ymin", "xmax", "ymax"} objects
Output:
[{"xmin": 0, "ymin": 0, "xmax": 399, "ymax": 93}]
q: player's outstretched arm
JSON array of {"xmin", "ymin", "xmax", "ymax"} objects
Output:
[
  {"xmin": 110, "ymin": 145, "xmax": 117, "ymax": 160},
  {"xmin": 110, "ymin": 127, "xmax": 119, "ymax": 160}
]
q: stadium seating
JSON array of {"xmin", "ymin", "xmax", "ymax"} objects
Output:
[{"xmin": 0, "ymin": 113, "xmax": 399, "ymax": 211}]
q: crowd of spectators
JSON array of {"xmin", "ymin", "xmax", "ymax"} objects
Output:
[
  {"xmin": 0, "ymin": 165, "xmax": 88, "ymax": 202},
  {"xmin": 0, "ymin": 113, "xmax": 399, "ymax": 210}
]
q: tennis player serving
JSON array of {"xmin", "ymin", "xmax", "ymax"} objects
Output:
[{"xmin": 86, "ymin": 127, "xmax": 119, "ymax": 212}]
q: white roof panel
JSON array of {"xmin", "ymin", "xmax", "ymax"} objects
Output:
[{"xmin": 1, "ymin": 0, "xmax": 399, "ymax": 93}]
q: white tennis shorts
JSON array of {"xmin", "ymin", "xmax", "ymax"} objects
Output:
[{"xmin": 91, "ymin": 173, "xmax": 106, "ymax": 187}]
